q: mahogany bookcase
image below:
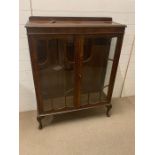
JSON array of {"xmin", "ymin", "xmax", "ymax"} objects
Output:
[{"xmin": 25, "ymin": 16, "xmax": 126, "ymax": 129}]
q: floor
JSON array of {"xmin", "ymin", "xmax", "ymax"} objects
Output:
[{"xmin": 20, "ymin": 97, "xmax": 135, "ymax": 155}]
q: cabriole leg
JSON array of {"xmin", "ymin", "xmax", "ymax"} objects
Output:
[
  {"xmin": 105, "ymin": 104, "xmax": 112, "ymax": 117},
  {"xmin": 37, "ymin": 116, "xmax": 44, "ymax": 129}
]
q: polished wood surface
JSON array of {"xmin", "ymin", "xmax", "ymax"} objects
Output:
[
  {"xmin": 26, "ymin": 16, "xmax": 126, "ymax": 129},
  {"xmin": 26, "ymin": 16, "xmax": 126, "ymax": 28}
]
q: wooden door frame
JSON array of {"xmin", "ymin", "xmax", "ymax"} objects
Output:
[
  {"xmin": 27, "ymin": 32, "xmax": 124, "ymax": 115},
  {"xmin": 75, "ymin": 34, "xmax": 125, "ymax": 106}
]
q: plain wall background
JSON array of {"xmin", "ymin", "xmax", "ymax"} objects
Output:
[{"xmin": 19, "ymin": 0, "xmax": 135, "ymax": 112}]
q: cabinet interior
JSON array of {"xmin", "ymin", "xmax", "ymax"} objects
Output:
[{"xmin": 35, "ymin": 36, "xmax": 117, "ymax": 112}]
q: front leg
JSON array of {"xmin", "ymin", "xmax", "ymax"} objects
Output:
[
  {"xmin": 105, "ymin": 104, "xmax": 112, "ymax": 117},
  {"xmin": 37, "ymin": 116, "xmax": 44, "ymax": 129}
]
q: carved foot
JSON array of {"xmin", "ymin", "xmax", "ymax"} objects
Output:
[
  {"xmin": 105, "ymin": 104, "xmax": 112, "ymax": 117},
  {"xmin": 37, "ymin": 116, "xmax": 44, "ymax": 129}
]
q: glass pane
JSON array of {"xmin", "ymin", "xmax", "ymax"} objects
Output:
[
  {"xmin": 108, "ymin": 37, "xmax": 117, "ymax": 59},
  {"xmin": 80, "ymin": 37, "xmax": 117, "ymax": 106},
  {"xmin": 35, "ymin": 37, "xmax": 75, "ymax": 112}
]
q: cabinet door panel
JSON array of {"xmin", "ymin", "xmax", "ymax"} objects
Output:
[
  {"xmin": 34, "ymin": 37, "xmax": 75, "ymax": 112},
  {"xmin": 80, "ymin": 36, "xmax": 117, "ymax": 106}
]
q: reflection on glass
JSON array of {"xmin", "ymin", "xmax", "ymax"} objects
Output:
[
  {"xmin": 36, "ymin": 38, "xmax": 75, "ymax": 112},
  {"xmin": 108, "ymin": 37, "xmax": 117, "ymax": 59},
  {"xmin": 80, "ymin": 37, "xmax": 117, "ymax": 106},
  {"xmin": 104, "ymin": 61, "xmax": 113, "ymax": 86},
  {"xmin": 35, "ymin": 37, "xmax": 117, "ymax": 110}
]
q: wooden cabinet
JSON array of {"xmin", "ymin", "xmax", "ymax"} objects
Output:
[{"xmin": 25, "ymin": 16, "xmax": 126, "ymax": 129}]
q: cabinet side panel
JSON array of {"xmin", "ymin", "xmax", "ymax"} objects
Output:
[
  {"xmin": 107, "ymin": 34, "xmax": 124, "ymax": 101},
  {"xmin": 27, "ymin": 35, "xmax": 44, "ymax": 113}
]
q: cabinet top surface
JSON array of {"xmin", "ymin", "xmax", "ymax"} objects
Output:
[{"xmin": 25, "ymin": 16, "xmax": 126, "ymax": 28}]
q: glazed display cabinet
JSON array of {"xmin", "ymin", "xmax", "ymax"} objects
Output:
[{"xmin": 25, "ymin": 16, "xmax": 126, "ymax": 129}]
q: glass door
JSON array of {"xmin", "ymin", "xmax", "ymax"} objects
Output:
[
  {"xmin": 34, "ymin": 36, "xmax": 75, "ymax": 112},
  {"xmin": 80, "ymin": 36, "xmax": 117, "ymax": 106}
]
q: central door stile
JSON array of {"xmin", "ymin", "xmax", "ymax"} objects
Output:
[{"xmin": 74, "ymin": 36, "xmax": 84, "ymax": 108}]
